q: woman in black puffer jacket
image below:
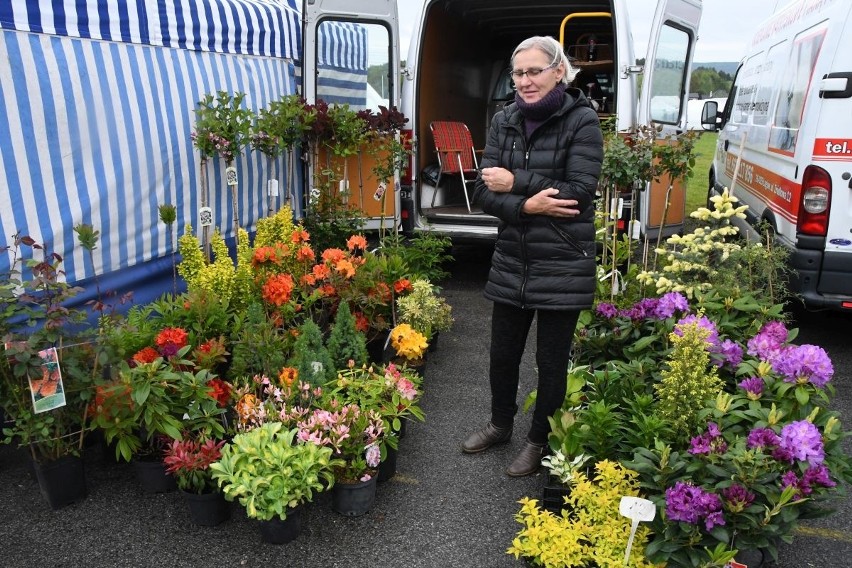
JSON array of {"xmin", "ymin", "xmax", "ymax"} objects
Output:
[{"xmin": 460, "ymin": 36, "xmax": 603, "ymax": 477}]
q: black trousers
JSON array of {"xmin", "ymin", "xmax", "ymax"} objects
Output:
[{"xmin": 488, "ymin": 302, "xmax": 580, "ymax": 445}]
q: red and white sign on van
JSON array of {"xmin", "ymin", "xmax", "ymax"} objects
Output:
[{"xmin": 813, "ymin": 138, "xmax": 852, "ymax": 160}]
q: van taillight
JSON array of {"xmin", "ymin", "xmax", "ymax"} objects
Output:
[
  {"xmin": 797, "ymin": 165, "xmax": 831, "ymax": 236},
  {"xmin": 400, "ymin": 129, "xmax": 413, "ymax": 186}
]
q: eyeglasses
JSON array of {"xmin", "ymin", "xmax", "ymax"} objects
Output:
[{"xmin": 509, "ymin": 62, "xmax": 557, "ymax": 80}]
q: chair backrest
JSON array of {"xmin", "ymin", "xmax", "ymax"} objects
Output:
[{"xmin": 430, "ymin": 121, "xmax": 477, "ymax": 173}]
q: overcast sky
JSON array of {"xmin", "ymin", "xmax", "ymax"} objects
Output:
[{"xmin": 397, "ymin": 0, "xmax": 784, "ymax": 63}]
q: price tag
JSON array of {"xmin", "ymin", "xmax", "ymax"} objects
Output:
[
  {"xmin": 225, "ymin": 166, "xmax": 238, "ymax": 186},
  {"xmin": 199, "ymin": 206, "xmax": 213, "ymax": 228}
]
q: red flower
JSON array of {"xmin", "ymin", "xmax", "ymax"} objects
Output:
[
  {"xmin": 262, "ymin": 273, "xmax": 295, "ymax": 306},
  {"xmin": 155, "ymin": 327, "xmax": 188, "ymax": 349},
  {"xmin": 394, "ymin": 278, "xmax": 412, "ymax": 294},
  {"xmin": 354, "ymin": 311, "xmax": 370, "ymax": 332},
  {"xmin": 206, "ymin": 378, "xmax": 232, "ymax": 407},
  {"xmin": 132, "ymin": 346, "xmax": 160, "ymax": 365}
]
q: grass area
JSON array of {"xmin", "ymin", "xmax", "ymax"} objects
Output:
[{"xmin": 684, "ymin": 131, "xmax": 717, "ymax": 214}]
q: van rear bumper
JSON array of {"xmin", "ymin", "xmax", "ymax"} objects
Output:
[{"xmin": 791, "ymin": 246, "xmax": 852, "ymax": 310}]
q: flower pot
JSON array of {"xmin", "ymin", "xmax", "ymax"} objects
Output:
[
  {"xmin": 258, "ymin": 507, "xmax": 302, "ymax": 544},
  {"xmin": 541, "ymin": 475, "xmax": 572, "ymax": 514},
  {"xmin": 332, "ymin": 474, "xmax": 377, "ymax": 516},
  {"xmin": 734, "ymin": 548, "xmax": 766, "ymax": 568},
  {"xmin": 377, "ymin": 445, "xmax": 398, "ymax": 483},
  {"xmin": 366, "ymin": 331, "xmax": 391, "ymax": 364},
  {"xmin": 33, "ymin": 454, "xmax": 88, "ymax": 510},
  {"xmin": 133, "ymin": 459, "xmax": 177, "ymax": 493},
  {"xmin": 181, "ymin": 490, "xmax": 231, "ymax": 526}
]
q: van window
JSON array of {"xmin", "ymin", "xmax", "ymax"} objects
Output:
[
  {"xmin": 769, "ymin": 24, "xmax": 827, "ymax": 153},
  {"xmin": 729, "ymin": 53, "xmax": 762, "ymax": 125},
  {"xmin": 752, "ymin": 41, "xmax": 785, "ymax": 126},
  {"xmin": 648, "ymin": 25, "xmax": 691, "ymax": 124}
]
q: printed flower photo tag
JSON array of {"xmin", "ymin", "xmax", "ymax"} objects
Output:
[{"xmin": 22, "ymin": 346, "xmax": 67, "ymax": 413}]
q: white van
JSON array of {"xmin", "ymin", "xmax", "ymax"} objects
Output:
[
  {"xmin": 396, "ymin": 0, "xmax": 703, "ymax": 241},
  {"xmin": 704, "ymin": 0, "xmax": 852, "ymax": 310}
]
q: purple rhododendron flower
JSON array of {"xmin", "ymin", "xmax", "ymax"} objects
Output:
[
  {"xmin": 778, "ymin": 420, "xmax": 824, "ymax": 465},
  {"xmin": 772, "ymin": 344, "xmax": 833, "ymax": 388},
  {"xmin": 712, "ymin": 339, "xmax": 744, "ymax": 368},
  {"xmin": 689, "ymin": 434, "xmax": 712, "ymax": 455},
  {"xmin": 675, "ymin": 315, "xmax": 720, "ymax": 346},
  {"xmin": 655, "ymin": 292, "xmax": 689, "ymax": 319},
  {"xmin": 781, "ymin": 470, "xmax": 800, "ymax": 493},
  {"xmin": 635, "ymin": 298, "xmax": 660, "ymax": 319},
  {"xmin": 746, "ymin": 321, "xmax": 788, "ymax": 362},
  {"xmin": 595, "ymin": 302, "xmax": 618, "ymax": 319},
  {"xmin": 761, "ymin": 320, "xmax": 789, "ymax": 344},
  {"xmin": 665, "ymin": 482, "xmax": 724, "ymax": 530},
  {"xmin": 738, "ymin": 377, "xmax": 765, "ymax": 399},
  {"xmin": 690, "ymin": 423, "xmax": 727, "ymax": 455},
  {"xmin": 722, "ymin": 484, "xmax": 755, "ymax": 510},
  {"xmin": 747, "ymin": 427, "xmax": 780, "ymax": 449},
  {"xmin": 802, "ymin": 464, "xmax": 836, "ymax": 491}
]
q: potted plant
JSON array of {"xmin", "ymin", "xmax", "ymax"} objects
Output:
[
  {"xmin": 324, "ymin": 362, "xmax": 425, "ymax": 481},
  {"xmin": 395, "ymin": 278, "xmax": 453, "ymax": 350},
  {"xmin": 163, "ymin": 436, "xmax": 230, "ymax": 526},
  {"xmin": 508, "ymin": 460, "xmax": 658, "ymax": 567},
  {"xmin": 387, "ymin": 323, "xmax": 429, "ymax": 376},
  {"xmin": 297, "ymin": 400, "xmax": 386, "ymax": 516},
  {"xmin": 0, "ymin": 234, "xmax": 95, "ymax": 509},
  {"xmin": 210, "ymin": 422, "xmax": 339, "ymax": 544}
]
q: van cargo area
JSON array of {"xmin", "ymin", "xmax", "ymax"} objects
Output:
[{"xmin": 408, "ymin": 0, "xmax": 618, "ymax": 228}]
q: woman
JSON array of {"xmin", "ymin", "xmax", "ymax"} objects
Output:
[{"xmin": 460, "ymin": 36, "xmax": 603, "ymax": 477}]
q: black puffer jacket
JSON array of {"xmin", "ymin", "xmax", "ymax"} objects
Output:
[{"xmin": 473, "ymin": 88, "xmax": 603, "ymax": 310}]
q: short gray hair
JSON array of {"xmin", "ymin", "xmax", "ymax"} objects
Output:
[{"xmin": 511, "ymin": 36, "xmax": 578, "ymax": 85}]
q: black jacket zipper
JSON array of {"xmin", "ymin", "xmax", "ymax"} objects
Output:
[{"xmin": 549, "ymin": 221, "xmax": 589, "ymax": 257}]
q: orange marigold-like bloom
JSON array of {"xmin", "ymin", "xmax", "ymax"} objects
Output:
[
  {"xmin": 132, "ymin": 346, "xmax": 160, "ymax": 365},
  {"xmin": 296, "ymin": 245, "xmax": 315, "ymax": 263},
  {"xmin": 346, "ymin": 234, "xmax": 368, "ymax": 251},
  {"xmin": 394, "ymin": 278, "xmax": 412, "ymax": 294},
  {"xmin": 155, "ymin": 327, "xmax": 189, "ymax": 349},
  {"xmin": 354, "ymin": 311, "xmax": 370, "ymax": 332},
  {"xmin": 312, "ymin": 263, "xmax": 330, "ymax": 280},
  {"xmin": 290, "ymin": 228, "xmax": 310, "ymax": 244},
  {"xmin": 262, "ymin": 273, "xmax": 295, "ymax": 306},
  {"xmin": 321, "ymin": 247, "xmax": 346, "ymax": 264},
  {"xmin": 278, "ymin": 366, "xmax": 298, "ymax": 387},
  {"xmin": 334, "ymin": 258, "xmax": 356, "ymax": 279}
]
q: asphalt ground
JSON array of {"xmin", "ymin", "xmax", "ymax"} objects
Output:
[{"xmin": 1, "ymin": 243, "xmax": 850, "ymax": 567}]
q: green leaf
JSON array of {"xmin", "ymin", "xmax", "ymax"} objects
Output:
[{"xmin": 795, "ymin": 387, "xmax": 810, "ymax": 407}]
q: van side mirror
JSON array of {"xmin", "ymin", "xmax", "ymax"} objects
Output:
[{"xmin": 701, "ymin": 101, "xmax": 719, "ymax": 131}]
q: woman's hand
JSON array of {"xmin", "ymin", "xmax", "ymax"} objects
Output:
[
  {"xmin": 522, "ymin": 188, "xmax": 580, "ymax": 218},
  {"xmin": 481, "ymin": 167, "xmax": 514, "ymax": 193}
]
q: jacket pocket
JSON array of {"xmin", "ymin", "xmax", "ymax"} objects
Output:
[{"xmin": 549, "ymin": 221, "xmax": 589, "ymax": 257}]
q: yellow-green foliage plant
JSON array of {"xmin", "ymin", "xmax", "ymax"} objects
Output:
[
  {"xmin": 654, "ymin": 320, "xmax": 723, "ymax": 442},
  {"xmin": 177, "ymin": 224, "xmax": 252, "ymax": 310},
  {"xmin": 508, "ymin": 460, "xmax": 659, "ymax": 568}
]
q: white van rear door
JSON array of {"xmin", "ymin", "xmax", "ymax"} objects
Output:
[
  {"xmin": 302, "ymin": 0, "xmax": 400, "ymax": 108},
  {"xmin": 638, "ymin": 0, "xmax": 702, "ymax": 134}
]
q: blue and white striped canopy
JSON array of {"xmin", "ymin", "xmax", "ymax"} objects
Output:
[{"xmin": 0, "ymin": 0, "xmax": 374, "ymax": 308}]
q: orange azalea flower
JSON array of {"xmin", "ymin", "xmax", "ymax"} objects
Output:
[
  {"xmin": 319, "ymin": 284, "xmax": 337, "ymax": 297},
  {"xmin": 155, "ymin": 327, "xmax": 189, "ymax": 352},
  {"xmin": 290, "ymin": 228, "xmax": 310, "ymax": 244},
  {"xmin": 369, "ymin": 282, "xmax": 392, "ymax": 302},
  {"xmin": 394, "ymin": 278, "xmax": 412, "ymax": 294},
  {"xmin": 235, "ymin": 393, "xmax": 258, "ymax": 424},
  {"xmin": 312, "ymin": 263, "xmax": 330, "ymax": 280},
  {"xmin": 183, "ymin": 301, "xmax": 191, "ymax": 310},
  {"xmin": 300, "ymin": 273, "xmax": 317, "ymax": 286},
  {"xmin": 334, "ymin": 258, "xmax": 356, "ymax": 279},
  {"xmin": 346, "ymin": 234, "xmax": 368, "ymax": 251},
  {"xmin": 132, "ymin": 346, "xmax": 160, "ymax": 365},
  {"xmin": 206, "ymin": 378, "xmax": 232, "ymax": 407},
  {"xmin": 321, "ymin": 247, "xmax": 346, "ymax": 264},
  {"xmin": 278, "ymin": 366, "xmax": 298, "ymax": 387},
  {"xmin": 354, "ymin": 311, "xmax": 370, "ymax": 332},
  {"xmin": 262, "ymin": 273, "xmax": 295, "ymax": 306},
  {"xmin": 296, "ymin": 245, "xmax": 315, "ymax": 263}
]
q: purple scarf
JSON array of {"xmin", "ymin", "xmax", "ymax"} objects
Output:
[{"xmin": 515, "ymin": 83, "xmax": 568, "ymax": 138}]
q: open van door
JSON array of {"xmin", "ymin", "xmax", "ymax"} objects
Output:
[
  {"xmin": 302, "ymin": 0, "xmax": 402, "ymax": 231},
  {"xmin": 637, "ymin": 0, "xmax": 702, "ymax": 239}
]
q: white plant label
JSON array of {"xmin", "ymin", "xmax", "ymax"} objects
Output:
[
  {"xmin": 267, "ymin": 179, "xmax": 279, "ymax": 197},
  {"xmin": 225, "ymin": 166, "xmax": 238, "ymax": 186},
  {"xmin": 374, "ymin": 182, "xmax": 387, "ymax": 201},
  {"xmin": 619, "ymin": 496, "xmax": 655, "ymax": 566},
  {"xmin": 199, "ymin": 206, "xmax": 213, "ymax": 228}
]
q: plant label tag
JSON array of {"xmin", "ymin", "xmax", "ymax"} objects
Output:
[
  {"xmin": 619, "ymin": 496, "xmax": 655, "ymax": 522},
  {"xmin": 338, "ymin": 179, "xmax": 349, "ymax": 194},
  {"xmin": 609, "ymin": 197, "xmax": 623, "ymax": 220},
  {"xmin": 374, "ymin": 182, "xmax": 387, "ymax": 201},
  {"xmin": 199, "ymin": 206, "xmax": 213, "ymax": 228},
  {"xmin": 225, "ymin": 166, "xmax": 238, "ymax": 186},
  {"xmin": 267, "ymin": 179, "xmax": 279, "ymax": 197},
  {"xmin": 630, "ymin": 219, "xmax": 642, "ymax": 240}
]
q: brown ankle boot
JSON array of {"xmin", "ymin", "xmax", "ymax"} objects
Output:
[
  {"xmin": 506, "ymin": 440, "xmax": 548, "ymax": 477},
  {"xmin": 460, "ymin": 422, "xmax": 513, "ymax": 454}
]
